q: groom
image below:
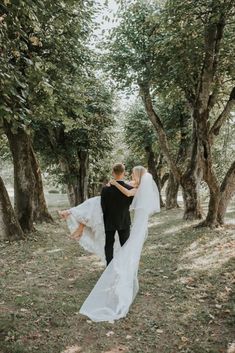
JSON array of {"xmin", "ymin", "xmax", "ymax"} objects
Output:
[{"xmin": 101, "ymin": 163, "xmax": 133, "ymax": 265}]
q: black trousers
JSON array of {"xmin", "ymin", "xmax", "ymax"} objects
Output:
[{"xmin": 105, "ymin": 228, "xmax": 130, "ymax": 265}]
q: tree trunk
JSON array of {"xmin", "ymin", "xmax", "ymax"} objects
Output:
[
  {"xmin": 77, "ymin": 150, "xmax": 89, "ymax": 204},
  {"xmin": 59, "ymin": 151, "xmax": 89, "ymax": 207},
  {"xmin": 165, "ymin": 172, "xmax": 179, "ymax": 209},
  {"xmin": 141, "ymin": 84, "xmax": 204, "ymax": 217},
  {"xmin": 181, "ymin": 171, "xmax": 203, "ymax": 220},
  {"xmin": 195, "ymin": 117, "xmax": 221, "ymax": 227},
  {"xmin": 0, "ymin": 176, "xmax": 25, "ymax": 240},
  {"xmin": 161, "ymin": 172, "xmax": 169, "ymax": 188},
  {"xmin": 188, "ymin": 14, "xmax": 226, "ymax": 227},
  {"xmin": 140, "ymin": 85, "xmax": 180, "ymax": 209},
  {"xmin": 66, "ymin": 183, "xmax": 78, "ymax": 207},
  {"xmin": 217, "ymin": 161, "xmax": 235, "ymax": 225},
  {"xmin": 181, "ymin": 126, "xmax": 203, "ymax": 220},
  {"xmin": 4, "ymin": 125, "xmax": 35, "ymax": 233},
  {"xmin": 59, "ymin": 158, "xmax": 80, "ymax": 207},
  {"xmin": 140, "ymin": 84, "xmax": 181, "ymax": 182},
  {"xmin": 30, "ymin": 145, "xmax": 53, "ymax": 223},
  {"xmin": 145, "ymin": 145, "xmax": 164, "ymax": 207},
  {"xmin": 203, "ymin": 188, "xmax": 221, "ymax": 227},
  {"xmin": 195, "ymin": 138, "xmax": 221, "ymax": 227}
]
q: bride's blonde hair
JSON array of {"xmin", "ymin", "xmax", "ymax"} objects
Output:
[{"xmin": 132, "ymin": 166, "xmax": 147, "ymax": 186}]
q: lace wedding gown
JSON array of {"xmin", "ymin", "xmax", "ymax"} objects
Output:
[{"xmin": 77, "ymin": 172, "xmax": 160, "ymax": 322}]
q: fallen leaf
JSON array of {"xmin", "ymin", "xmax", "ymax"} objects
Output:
[
  {"xmin": 228, "ymin": 343, "xmax": 235, "ymax": 353},
  {"xmin": 225, "ymin": 286, "xmax": 232, "ymax": 293},
  {"xmin": 215, "ymin": 304, "xmax": 222, "ymax": 309},
  {"xmin": 20, "ymin": 308, "xmax": 30, "ymax": 313},
  {"xmin": 106, "ymin": 331, "xmax": 115, "ymax": 337},
  {"xmin": 145, "ymin": 292, "xmax": 151, "ymax": 297}
]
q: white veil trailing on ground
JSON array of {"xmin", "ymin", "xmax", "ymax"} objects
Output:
[{"xmin": 79, "ymin": 172, "xmax": 160, "ymax": 322}]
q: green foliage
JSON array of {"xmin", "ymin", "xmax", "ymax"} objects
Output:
[
  {"xmin": 0, "ymin": 0, "xmax": 115, "ymax": 190},
  {"xmin": 0, "ymin": 0, "xmax": 95, "ymax": 131},
  {"xmin": 105, "ymin": 0, "xmax": 234, "ymax": 98},
  {"xmin": 104, "ymin": 1, "xmax": 159, "ymax": 90},
  {"xmin": 33, "ymin": 78, "xmax": 114, "ymax": 186},
  {"xmin": 104, "ymin": 0, "xmax": 235, "ymax": 182},
  {"xmin": 124, "ymin": 100, "xmax": 157, "ymax": 155},
  {"xmin": 155, "ymin": 0, "xmax": 235, "ymax": 100},
  {"xmin": 123, "ymin": 96, "xmax": 192, "ymax": 172}
]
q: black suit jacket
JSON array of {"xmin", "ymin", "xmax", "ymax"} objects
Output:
[{"xmin": 101, "ymin": 181, "xmax": 133, "ymax": 231}]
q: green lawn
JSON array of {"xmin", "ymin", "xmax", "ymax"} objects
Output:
[{"xmin": 0, "ymin": 200, "xmax": 234, "ymax": 353}]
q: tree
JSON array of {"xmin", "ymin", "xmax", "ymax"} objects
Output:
[
  {"xmin": 159, "ymin": 0, "xmax": 235, "ymax": 226},
  {"xmin": 0, "ymin": 0, "xmax": 95, "ymax": 230},
  {"xmin": 33, "ymin": 79, "xmax": 114, "ymax": 206},
  {"xmin": 0, "ymin": 176, "xmax": 25, "ymax": 241},
  {"xmin": 0, "ymin": 0, "xmax": 55, "ymax": 231},
  {"xmin": 105, "ymin": 0, "xmax": 235, "ymax": 225},
  {"xmin": 124, "ymin": 101, "xmax": 169, "ymax": 207},
  {"xmin": 104, "ymin": 0, "xmax": 204, "ymax": 220}
]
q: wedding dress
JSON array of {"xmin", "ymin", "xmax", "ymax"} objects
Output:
[
  {"xmin": 66, "ymin": 196, "xmax": 107, "ymax": 264},
  {"xmin": 79, "ymin": 172, "xmax": 160, "ymax": 322}
]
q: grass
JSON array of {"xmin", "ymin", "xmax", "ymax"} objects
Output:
[{"xmin": 0, "ymin": 196, "xmax": 234, "ymax": 353}]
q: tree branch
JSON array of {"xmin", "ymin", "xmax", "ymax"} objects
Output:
[
  {"xmin": 209, "ymin": 86, "xmax": 235, "ymax": 137},
  {"xmin": 196, "ymin": 8, "xmax": 226, "ymax": 111},
  {"xmin": 139, "ymin": 83, "xmax": 181, "ymax": 182}
]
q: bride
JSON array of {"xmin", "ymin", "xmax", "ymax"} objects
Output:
[{"xmin": 59, "ymin": 166, "xmax": 160, "ymax": 321}]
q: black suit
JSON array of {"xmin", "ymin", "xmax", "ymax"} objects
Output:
[{"xmin": 101, "ymin": 181, "xmax": 133, "ymax": 264}]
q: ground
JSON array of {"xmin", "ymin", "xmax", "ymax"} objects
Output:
[{"xmin": 0, "ymin": 196, "xmax": 234, "ymax": 353}]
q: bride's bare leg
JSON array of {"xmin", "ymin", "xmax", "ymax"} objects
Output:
[{"xmin": 70, "ymin": 223, "xmax": 85, "ymax": 240}]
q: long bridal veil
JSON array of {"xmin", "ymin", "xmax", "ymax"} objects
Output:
[{"xmin": 79, "ymin": 172, "xmax": 160, "ymax": 322}]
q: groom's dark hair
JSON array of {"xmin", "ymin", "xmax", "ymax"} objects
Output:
[{"xmin": 112, "ymin": 163, "xmax": 125, "ymax": 175}]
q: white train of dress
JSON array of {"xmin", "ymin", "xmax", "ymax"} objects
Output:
[{"xmin": 79, "ymin": 172, "xmax": 160, "ymax": 322}]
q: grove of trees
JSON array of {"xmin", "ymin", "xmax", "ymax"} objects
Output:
[
  {"xmin": 0, "ymin": 0, "xmax": 114, "ymax": 239},
  {"xmin": 105, "ymin": 0, "xmax": 235, "ymax": 227},
  {"xmin": 0, "ymin": 0, "xmax": 235, "ymax": 241}
]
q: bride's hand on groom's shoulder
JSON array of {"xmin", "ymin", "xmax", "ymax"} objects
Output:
[
  {"xmin": 106, "ymin": 180, "xmax": 113, "ymax": 187},
  {"xmin": 109, "ymin": 179, "xmax": 116, "ymax": 186},
  {"xmin": 106, "ymin": 179, "xmax": 116, "ymax": 187}
]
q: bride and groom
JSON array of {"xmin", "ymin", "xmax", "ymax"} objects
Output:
[{"xmin": 59, "ymin": 163, "xmax": 160, "ymax": 322}]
